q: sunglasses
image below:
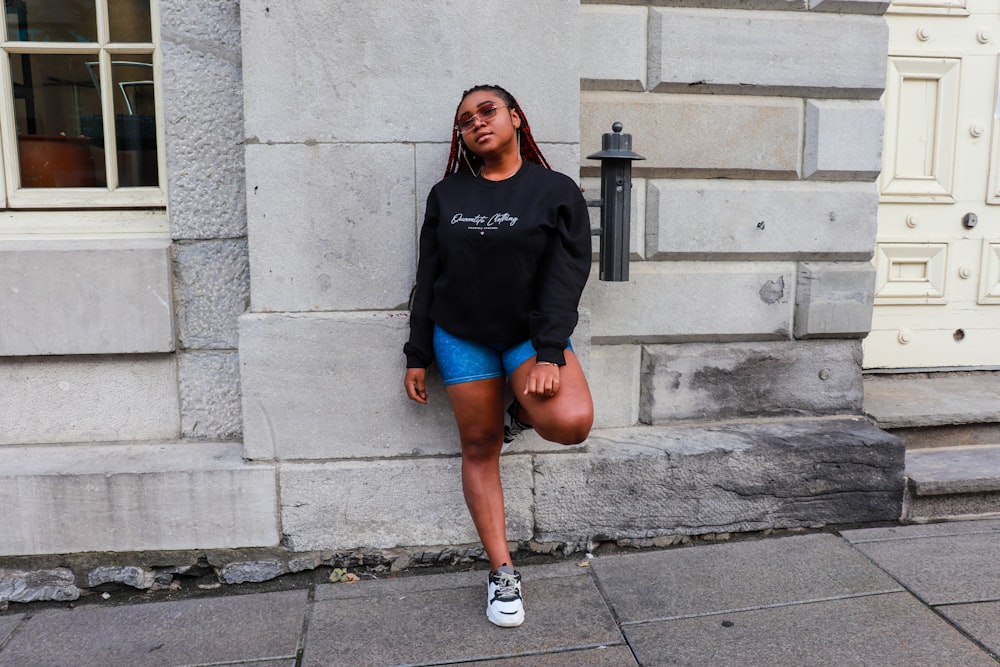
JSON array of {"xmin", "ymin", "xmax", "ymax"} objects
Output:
[{"xmin": 456, "ymin": 104, "xmax": 510, "ymax": 134}]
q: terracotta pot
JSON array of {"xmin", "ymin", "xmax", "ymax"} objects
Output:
[{"xmin": 17, "ymin": 135, "xmax": 97, "ymax": 188}]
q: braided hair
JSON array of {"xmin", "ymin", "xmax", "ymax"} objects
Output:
[{"xmin": 444, "ymin": 84, "xmax": 551, "ymax": 178}]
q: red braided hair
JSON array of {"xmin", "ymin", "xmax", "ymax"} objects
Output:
[{"xmin": 444, "ymin": 84, "xmax": 550, "ymax": 178}]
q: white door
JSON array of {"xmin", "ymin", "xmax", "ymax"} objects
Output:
[{"xmin": 866, "ymin": 0, "xmax": 1000, "ymax": 369}]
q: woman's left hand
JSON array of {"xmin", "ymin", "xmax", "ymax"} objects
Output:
[{"xmin": 524, "ymin": 362, "xmax": 560, "ymax": 398}]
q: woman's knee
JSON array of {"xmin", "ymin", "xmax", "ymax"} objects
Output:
[
  {"xmin": 538, "ymin": 407, "xmax": 593, "ymax": 446},
  {"xmin": 459, "ymin": 424, "xmax": 504, "ymax": 457}
]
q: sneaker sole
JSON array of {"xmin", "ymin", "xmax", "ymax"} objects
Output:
[{"xmin": 487, "ymin": 606, "xmax": 524, "ymax": 627}]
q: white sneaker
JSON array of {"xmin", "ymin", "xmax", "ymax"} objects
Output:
[{"xmin": 487, "ymin": 565, "xmax": 524, "ymax": 627}]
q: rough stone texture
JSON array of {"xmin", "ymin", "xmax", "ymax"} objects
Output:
[
  {"xmin": 0, "ymin": 239, "xmax": 174, "ymax": 356},
  {"xmin": 581, "ymin": 91, "xmax": 803, "ymax": 178},
  {"xmin": 279, "ymin": 457, "xmax": 534, "ymax": 551},
  {"xmin": 810, "ymin": 0, "xmax": 890, "ymax": 13},
  {"xmin": 172, "ymin": 239, "xmax": 249, "ymax": 350},
  {"xmin": 244, "ymin": 143, "xmax": 416, "ymax": 313},
  {"xmin": 580, "ymin": 262, "xmax": 795, "ymax": 343},
  {"xmin": 580, "ymin": 5, "xmax": 648, "ymax": 91},
  {"xmin": 583, "ymin": 176, "xmax": 645, "ymax": 260},
  {"xmin": 0, "ymin": 442, "xmax": 278, "ymax": 556},
  {"xmin": 640, "ymin": 340, "xmax": 864, "ymax": 423},
  {"xmin": 0, "ymin": 355, "xmax": 180, "ymax": 445},
  {"xmin": 161, "ymin": 0, "xmax": 246, "ymax": 239},
  {"xmin": 646, "ymin": 180, "xmax": 878, "ymax": 260},
  {"xmin": 239, "ymin": 311, "xmax": 457, "ymax": 460},
  {"xmin": 905, "ymin": 491, "xmax": 1000, "ymax": 522},
  {"xmin": 0, "ymin": 568, "xmax": 79, "ymax": 603},
  {"xmin": 804, "ymin": 99, "xmax": 884, "ymax": 180},
  {"xmin": 649, "ymin": 8, "xmax": 887, "ymax": 98},
  {"xmin": 590, "ymin": 345, "xmax": 641, "ymax": 428},
  {"xmin": 794, "ymin": 261, "xmax": 876, "ymax": 338},
  {"xmin": 178, "ymin": 350, "xmax": 243, "ymax": 439},
  {"xmin": 534, "ymin": 418, "xmax": 904, "ymax": 541},
  {"xmin": 87, "ymin": 566, "xmax": 157, "ymax": 590},
  {"xmin": 219, "ymin": 560, "xmax": 287, "ymax": 584},
  {"xmin": 240, "ymin": 1, "xmax": 580, "ymax": 144}
]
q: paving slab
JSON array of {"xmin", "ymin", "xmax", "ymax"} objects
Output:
[
  {"xmin": 466, "ymin": 645, "xmax": 639, "ymax": 666},
  {"xmin": 0, "ymin": 590, "xmax": 307, "ymax": 667},
  {"xmin": 623, "ymin": 592, "xmax": 996, "ymax": 667},
  {"xmin": 842, "ymin": 518, "xmax": 1000, "ymax": 543},
  {"xmin": 589, "ymin": 533, "xmax": 902, "ymax": 623},
  {"xmin": 938, "ymin": 601, "xmax": 1000, "ymax": 657},
  {"xmin": 303, "ymin": 566, "xmax": 622, "ymax": 666},
  {"xmin": 849, "ymin": 532, "xmax": 1000, "ymax": 605},
  {"xmin": 0, "ymin": 615, "xmax": 20, "ymax": 645}
]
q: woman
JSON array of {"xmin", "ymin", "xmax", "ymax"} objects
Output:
[{"xmin": 403, "ymin": 84, "xmax": 593, "ymax": 627}]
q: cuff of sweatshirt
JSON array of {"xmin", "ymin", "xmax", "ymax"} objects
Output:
[{"xmin": 535, "ymin": 345, "xmax": 566, "ymax": 366}]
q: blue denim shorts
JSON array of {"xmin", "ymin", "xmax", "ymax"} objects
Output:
[{"xmin": 433, "ymin": 325, "xmax": 572, "ymax": 386}]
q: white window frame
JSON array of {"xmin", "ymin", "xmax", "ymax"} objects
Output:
[{"xmin": 0, "ymin": 0, "xmax": 165, "ymax": 211}]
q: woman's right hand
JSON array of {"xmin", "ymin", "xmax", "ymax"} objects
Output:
[{"xmin": 405, "ymin": 367, "xmax": 428, "ymax": 404}]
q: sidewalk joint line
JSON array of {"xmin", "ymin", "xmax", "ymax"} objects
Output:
[{"xmin": 618, "ymin": 589, "xmax": 906, "ymax": 626}]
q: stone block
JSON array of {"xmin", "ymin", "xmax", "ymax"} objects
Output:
[
  {"xmin": 534, "ymin": 418, "xmax": 904, "ymax": 541},
  {"xmin": 583, "ymin": 176, "xmax": 645, "ymax": 260},
  {"xmin": 279, "ymin": 457, "xmax": 534, "ymax": 551},
  {"xmin": 795, "ymin": 261, "xmax": 876, "ymax": 338},
  {"xmin": 240, "ymin": 1, "xmax": 580, "ymax": 144},
  {"xmin": 591, "ymin": 345, "xmax": 641, "ymax": 428},
  {"xmin": 179, "ymin": 350, "xmax": 243, "ymax": 439},
  {"xmin": 239, "ymin": 312, "xmax": 458, "ymax": 460},
  {"xmin": 581, "ymin": 91, "xmax": 802, "ymax": 178},
  {"xmin": 0, "ymin": 568, "xmax": 79, "ymax": 603},
  {"xmin": 804, "ymin": 99, "xmax": 884, "ymax": 180},
  {"xmin": 0, "ymin": 355, "xmax": 180, "ymax": 445},
  {"xmin": 173, "ymin": 239, "xmax": 249, "ymax": 350},
  {"xmin": 0, "ymin": 442, "xmax": 278, "ymax": 555},
  {"xmin": 580, "ymin": 5, "xmax": 648, "ymax": 91},
  {"xmin": 161, "ymin": 0, "xmax": 246, "ymax": 240},
  {"xmin": 640, "ymin": 339, "xmax": 864, "ymax": 423},
  {"xmin": 646, "ymin": 180, "xmax": 878, "ymax": 260},
  {"xmin": 810, "ymin": 0, "xmax": 890, "ymax": 14},
  {"xmin": 0, "ymin": 239, "xmax": 174, "ymax": 356},
  {"xmin": 245, "ymin": 143, "xmax": 416, "ymax": 312},
  {"xmin": 580, "ymin": 261, "xmax": 795, "ymax": 343},
  {"xmin": 649, "ymin": 8, "xmax": 887, "ymax": 98}
]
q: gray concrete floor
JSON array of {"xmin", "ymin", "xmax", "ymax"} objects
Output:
[{"xmin": 1, "ymin": 519, "xmax": 999, "ymax": 666}]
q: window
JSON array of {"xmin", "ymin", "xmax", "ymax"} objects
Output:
[{"xmin": 0, "ymin": 0, "xmax": 164, "ymax": 209}]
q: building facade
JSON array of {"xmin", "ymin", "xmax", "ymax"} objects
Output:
[{"xmin": 2, "ymin": 0, "xmax": 925, "ymax": 573}]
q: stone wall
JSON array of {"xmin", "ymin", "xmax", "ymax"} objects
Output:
[
  {"xmin": 579, "ymin": 1, "xmax": 887, "ymax": 429},
  {"xmin": 2, "ymin": 0, "xmax": 904, "ymax": 562}
]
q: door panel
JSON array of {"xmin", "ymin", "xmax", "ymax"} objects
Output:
[{"xmin": 866, "ymin": 1, "xmax": 1000, "ymax": 368}]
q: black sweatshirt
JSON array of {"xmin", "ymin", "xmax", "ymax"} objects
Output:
[{"xmin": 404, "ymin": 160, "xmax": 592, "ymax": 368}]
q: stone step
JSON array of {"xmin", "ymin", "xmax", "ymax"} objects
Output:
[
  {"xmin": 0, "ymin": 441, "xmax": 279, "ymax": 556},
  {"xmin": 863, "ymin": 373, "xmax": 1000, "ymax": 449},
  {"xmin": 903, "ymin": 444, "xmax": 1000, "ymax": 521}
]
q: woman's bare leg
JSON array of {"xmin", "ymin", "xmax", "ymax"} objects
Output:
[
  {"xmin": 444, "ymin": 376, "xmax": 513, "ymax": 570},
  {"xmin": 509, "ymin": 350, "xmax": 593, "ymax": 445}
]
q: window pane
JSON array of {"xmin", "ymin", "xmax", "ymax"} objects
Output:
[
  {"xmin": 110, "ymin": 56, "xmax": 157, "ymax": 187},
  {"xmin": 12, "ymin": 53, "xmax": 104, "ymax": 188},
  {"xmin": 108, "ymin": 0, "xmax": 151, "ymax": 43},
  {"xmin": 5, "ymin": 0, "xmax": 97, "ymax": 43}
]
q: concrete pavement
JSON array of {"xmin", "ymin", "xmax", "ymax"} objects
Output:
[{"xmin": 1, "ymin": 518, "xmax": 998, "ymax": 666}]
